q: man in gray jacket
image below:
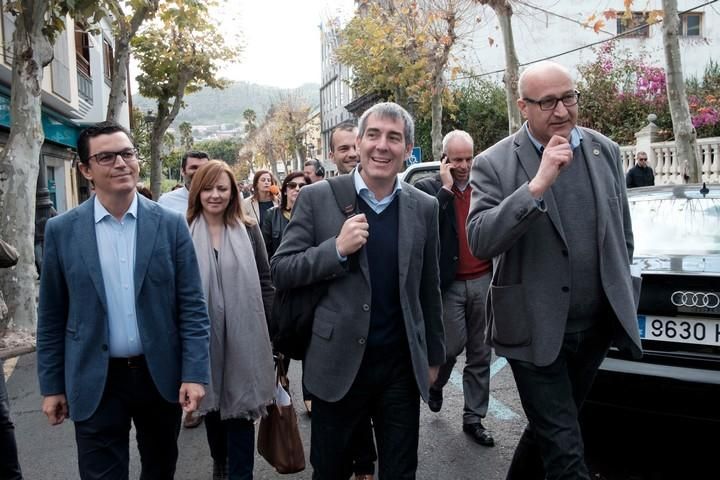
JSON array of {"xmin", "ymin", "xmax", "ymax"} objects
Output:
[
  {"xmin": 272, "ymin": 102, "xmax": 444, "ymax": 479},
  {"xmin": 466, "ymin": 61, "xmax": 641, "ymax": 479}
]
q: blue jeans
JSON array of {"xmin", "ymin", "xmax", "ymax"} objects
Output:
[
  {"xmin": 506, "ymin": 322, "xmax": 612, "ymax": 480},
  {"xmin": 205, "ymin": 411, "xmax": 255, "ymax": 480},
  {"xmin": 0, "ymin": 362, "xmax": 23, "ymax": 479}
]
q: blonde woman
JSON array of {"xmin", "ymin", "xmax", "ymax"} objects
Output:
[{"xmin": 187, "ymin": 160, "xmax": 275, "ymax": 480}]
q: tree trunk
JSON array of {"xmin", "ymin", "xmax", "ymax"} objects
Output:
[
  {"xmin": 106, "ymin": 1, "xmax": 159, "ymax": 122},
  {"xmin": 0, "ymin": 1, "xmax": 53, "ymax": 331},
  {"xmin": 662, "ymin": 0, "xmax": 700, "ymax": 182},
  {"xmin": 493, "ymin": 1, "xmax": 522, "ymax": 133},
  {"xmin": 431, "ymin": 77, "xmax": 444, "ymax": 162},
  {"xmin": 149, "ymin": 125, "xmax": 164, "ymax": 199},
  {"xmin": 106, "ymin": 36, "xmax": 131, "ymax": 122}
]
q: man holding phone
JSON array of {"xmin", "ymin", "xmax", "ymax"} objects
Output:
[{"xmin": 415, "ymin": 130, "xmax": 495, "ymax": 447}]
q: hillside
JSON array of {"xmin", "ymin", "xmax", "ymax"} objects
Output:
[{"xmin": 132, "ymin": 81, "xmax": 320, "ymax": 128}]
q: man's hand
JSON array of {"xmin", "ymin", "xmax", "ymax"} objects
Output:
[
  {"xmin": 528, "ymin": 135, "xmax": 573, "ymax": 198},
  {"xmin": 428, "ymin": 365, "xmax": 440, "ymax": 387},
  {"xmin": 179, "ymin": 383, "xmax": 205, "ymax": 413},
  {"xmin": 336, "ymin": 214, "xmax": 369, "ymax": 257},
  {"xmin": 439, "ymin": 156, "xmax": 454, "ymax": 190},
  {"xmin": 42, "ymin": 394, "xmax": 68, "ymax": 426}
]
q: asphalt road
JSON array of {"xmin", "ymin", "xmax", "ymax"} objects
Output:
[{"xmin": 5, "ymin": 352, "xmax": 525, "ymax": 479}]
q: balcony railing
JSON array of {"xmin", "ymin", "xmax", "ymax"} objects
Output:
[{"xmin": 77, "ymin": 69, "xmax": 93, "ymax": 104}]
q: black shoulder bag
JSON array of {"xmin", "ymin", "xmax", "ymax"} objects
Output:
[{"xmin": 270, "ymin": 175, "xmax": 358, "ymax": 360}]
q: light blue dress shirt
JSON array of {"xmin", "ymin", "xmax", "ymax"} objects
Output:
[
  {"xmin": 352, "ymin": 166, "xmax": 403, "ymax": 214},
  {"xmin": 524, "ymin": 122, "xmax": 582, "ymax": 152},
  {"xmin": 94, "ymin": 194, "xmax": 142, "ymax": 357}
]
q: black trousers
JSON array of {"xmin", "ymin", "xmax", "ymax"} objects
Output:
[
  {"xmin": 506, "ymin": 322, "xmax": 613, "ymax": 480},
  {"xmin": 74, "ymin": 357, "xmax": 182, "ymax": 480},
  {"xmin": 310, "ymin": 343, "xmax": 419, "ymax": 480},
  {"xmin": 0, "ymin": 361, "xmax": 22, "ymax": 480}
]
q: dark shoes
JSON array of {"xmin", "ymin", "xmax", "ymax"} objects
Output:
[
  {"xmin": 183, "ymin": 411, "xmax": 203, "ymax": 428},
  {"xmin": 428, "ymin": 388, "xmax": 443, "ymax": 413},
  {"xmin": 463, "ymin": 422, "xmax": 495, "ymax": 447}
]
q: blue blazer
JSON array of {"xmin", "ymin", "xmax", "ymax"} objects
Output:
[{"xmin": 37, "ymin": 195, "xmax": 210, "ymax": 422}]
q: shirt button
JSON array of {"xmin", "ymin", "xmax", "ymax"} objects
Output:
[
  {"xmin": 561, "ymin": 286, "xmax": 570, "ymax": 292},
  {"xmin": 101, "ymin": 344, "xmax": 108, "ymax": 351},
  {"xmin": 362, "ymin": 304, "xmax": 370, "ymax": 312},
  {"xmin": 358, "ymin": 337, "xmax": 366, "ymax": 345}
]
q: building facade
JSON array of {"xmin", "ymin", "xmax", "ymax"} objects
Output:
[{"xmin": 0, "ymin": 7, "xmax": 130, "ymax": 213}]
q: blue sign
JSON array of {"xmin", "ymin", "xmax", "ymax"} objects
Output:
[
  {"xmin": 406, "ymin": 146, "xmax": 422, "ymax": 166},
  {"xmin": 0, "ymin": 93, "xmax": 81, "ymax": 148}
]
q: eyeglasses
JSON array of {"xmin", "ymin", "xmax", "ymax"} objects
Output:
[
  {"xmin": 88, "ymin": 148, "xmax": 138, "ymax": 166},
  {"xmin": 523, "ymin": 90, "xmax": 580, "ymax": 111},
  {"xmin": 637, "ymin": 157, "xmax": 648, "ymax": 161},
  {"xmin": 287, "ymin": 181, "xmax": 306, "ymax": 190}
]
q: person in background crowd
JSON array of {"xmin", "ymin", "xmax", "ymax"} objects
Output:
[
  {"xmin": 261, "ymin": 171, "xmax": 311, "ymax": 258},
  {"xmin": 625, "ymin": 151, "xmax": 655, "ymax": 188},
  {"xmin": 158, "ymin": 151, "xmax": 210, "ymax": 214},
  {"xmin": 328, "ymin": 121, "xmax": 359, "ymax": 175},
  {"xmin": 158, "ymin": 150, "xmax": 211, "ymax": 430},
  {"xmin": 415, "ymin": 130, "xmax": 495, "ymax": 447},
  {"xmin": 137, "ymin": 184, "xmax": 153, "ymax": 200},
  {"xmin": 242, "ymin": 170, "xmax": 279, "ymax": 226},
  {"xmin": 37, "ymin": 121, "xmax": 210, "ymax": 480},
  {"xmin": 0, "ymin": 236, "xmax": 22, "ymax": 480},
  {"xmin": 466, "ymin": 61, "xmax": 641, "ymax": 479},
  {"xmin": 304, "ymin": 159, "xmax": 326, "ymax": 183},
  {"xmin": 188, "ymin": 160, "xmax": 275, "ymax": 480},
  {"xmin": 271, "ymin": 102, "xmax": 444, "ymax": 479}
]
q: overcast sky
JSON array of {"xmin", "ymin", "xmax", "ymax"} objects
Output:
[{"xmin": 215, "ymin": 0, "xmax": 354, "ymax": 88}]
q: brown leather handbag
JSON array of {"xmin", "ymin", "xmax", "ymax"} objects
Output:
[{"xmin": 257, "ymin": 355, "xmax": 306, "ymax": 474}]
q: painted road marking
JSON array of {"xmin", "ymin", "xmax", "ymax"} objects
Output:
[{"xmin": 449, "ymin": 356, "xmax": 520, "ymax": 420}]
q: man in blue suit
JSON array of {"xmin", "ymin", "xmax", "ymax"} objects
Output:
[{"xmin": 37, "ymin": 121, "xmax": 210, "ymax": 480}]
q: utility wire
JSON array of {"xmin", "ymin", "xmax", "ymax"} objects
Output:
[{"xmin": 452, "ymin": 0, "xmax": 719, "ymax": 82}]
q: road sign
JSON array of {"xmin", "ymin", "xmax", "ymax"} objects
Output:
[{"xmin": 406, "ymin": 146, "xmax": 422, "ymax": 166}]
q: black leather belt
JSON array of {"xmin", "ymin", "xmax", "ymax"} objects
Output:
[{"xmin": 109, "ymin": 355, "xmax": 146, "ymax": 369}]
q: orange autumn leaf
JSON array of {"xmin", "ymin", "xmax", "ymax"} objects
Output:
[{"xmin": 593, "ymin": 19, "xmax": 605, "ymax": 33}]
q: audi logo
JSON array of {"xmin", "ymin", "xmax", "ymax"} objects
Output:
[{"xmin": 670, "ymin": 291, "xmax": 720, "ymax": 309}]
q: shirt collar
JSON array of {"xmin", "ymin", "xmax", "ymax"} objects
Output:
[
  {"xmin": 352, "ymin": 166, "xmax": 402, "ymax": 198},
  {"xmin": 524, "ymin": 122, "xmax": 582, "ymax": 152},
  {"xmin": 94, "ymin": 193, "xmax": 138, "ymax": 224}
]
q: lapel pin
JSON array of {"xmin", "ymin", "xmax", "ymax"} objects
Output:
[{"xmin": 593, "ymin": 148, "xmax": 600, "ymax": 156}]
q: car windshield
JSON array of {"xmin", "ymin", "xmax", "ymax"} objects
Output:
[{"xmin": 631, "ymin": 194, "xmax": 720, "ymax": 256}]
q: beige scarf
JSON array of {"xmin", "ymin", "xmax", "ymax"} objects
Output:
[{"xmin": 190, "ymin": 215, "xmax": 275, "ymax": 420}]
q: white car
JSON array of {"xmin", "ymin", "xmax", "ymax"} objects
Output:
[{"xmin": 399, "ymin": 161, "xmax": 440, "ymax": 185}]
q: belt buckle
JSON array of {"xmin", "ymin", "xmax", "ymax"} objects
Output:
[{"xmin": 127, "ymin": 356, "xmax": 142, "ymax": 369}]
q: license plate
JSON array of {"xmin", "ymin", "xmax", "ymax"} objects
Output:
[{"xmin": 638, "ymin": 315, "xmax": 720, "ymax": 346}]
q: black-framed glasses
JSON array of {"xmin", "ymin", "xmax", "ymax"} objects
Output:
[
  {"xmin": 287, "ymin": 181, "xmax": 306, "ymax": 190},
  {"xmin": 523, "ymin": 90, "xmax": 580, "ymax": 111},
  {"xmin": 88, "ymin": 148, "xmax": 138, "ymax": 166}
]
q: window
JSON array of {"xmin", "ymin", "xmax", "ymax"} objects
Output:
[
  {"xmin": 617, "ymin": 12, "xmax": 650, "ymax": 38},
  {"xmin": 102, "ymin": 38, "xmax": 114, "ymax": 83},
  {"xmin": 682, "ymin": 13, "xmax": 702, "ymax": 37},
  {"xmin": 74, "ymin": 28, "xmax": 90, "ymax": 77}
]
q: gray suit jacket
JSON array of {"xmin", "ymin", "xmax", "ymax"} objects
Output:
[
  {"xmin": 467, "ymin": 127, "xmax": 642, "ymax": 367},
  {"xmin": 270, "ymin": 175, "xmax": 444, "ymax": 402},
  {"xmin": 37, "ymin": 195, "xmax": 210, "ymax": 421}
]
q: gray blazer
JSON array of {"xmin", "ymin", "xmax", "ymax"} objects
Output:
[
  {"xmin": 37, "ymin": 195, "xmax": 210, "ymax": 421},
  {"xmin": 466, "ymin": 127, "xmax": 642, "ymax": 367},
  {"xmin": 270, "ymin": 176, "xmax": 445, "ymax": 402}
]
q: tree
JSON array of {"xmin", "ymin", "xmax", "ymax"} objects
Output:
[
  {"xmin": 178, "ymin": 121, "xmax": 194, "ymax": 150},
  {"xmin": 243, "ymin": 108, "xmax": 257, "ymax": 134},
  {"xmin": 337, "ymin": 0, "xmax": 474, "ymax": 161},
  {"xmin": 105, "ymin": 0, "xmax": 160, "ymax": 122},
  {"xmin": 0, "ymin": 1, "xmax": 104, "ymax": 331},
  {"xmin": 194, "ymin": 138, "xmax": 242, "ymax": 164},
  {"xmin": 475, "ymin": 0, "xmax": 521, "ymax": 133},
  {"xmin": 661, "ymin": 0, "xmax": 700, "ymax": 182},
  {"xmin": 132, "ymin": 0, "xmax": 241, "ymax": 199}
]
